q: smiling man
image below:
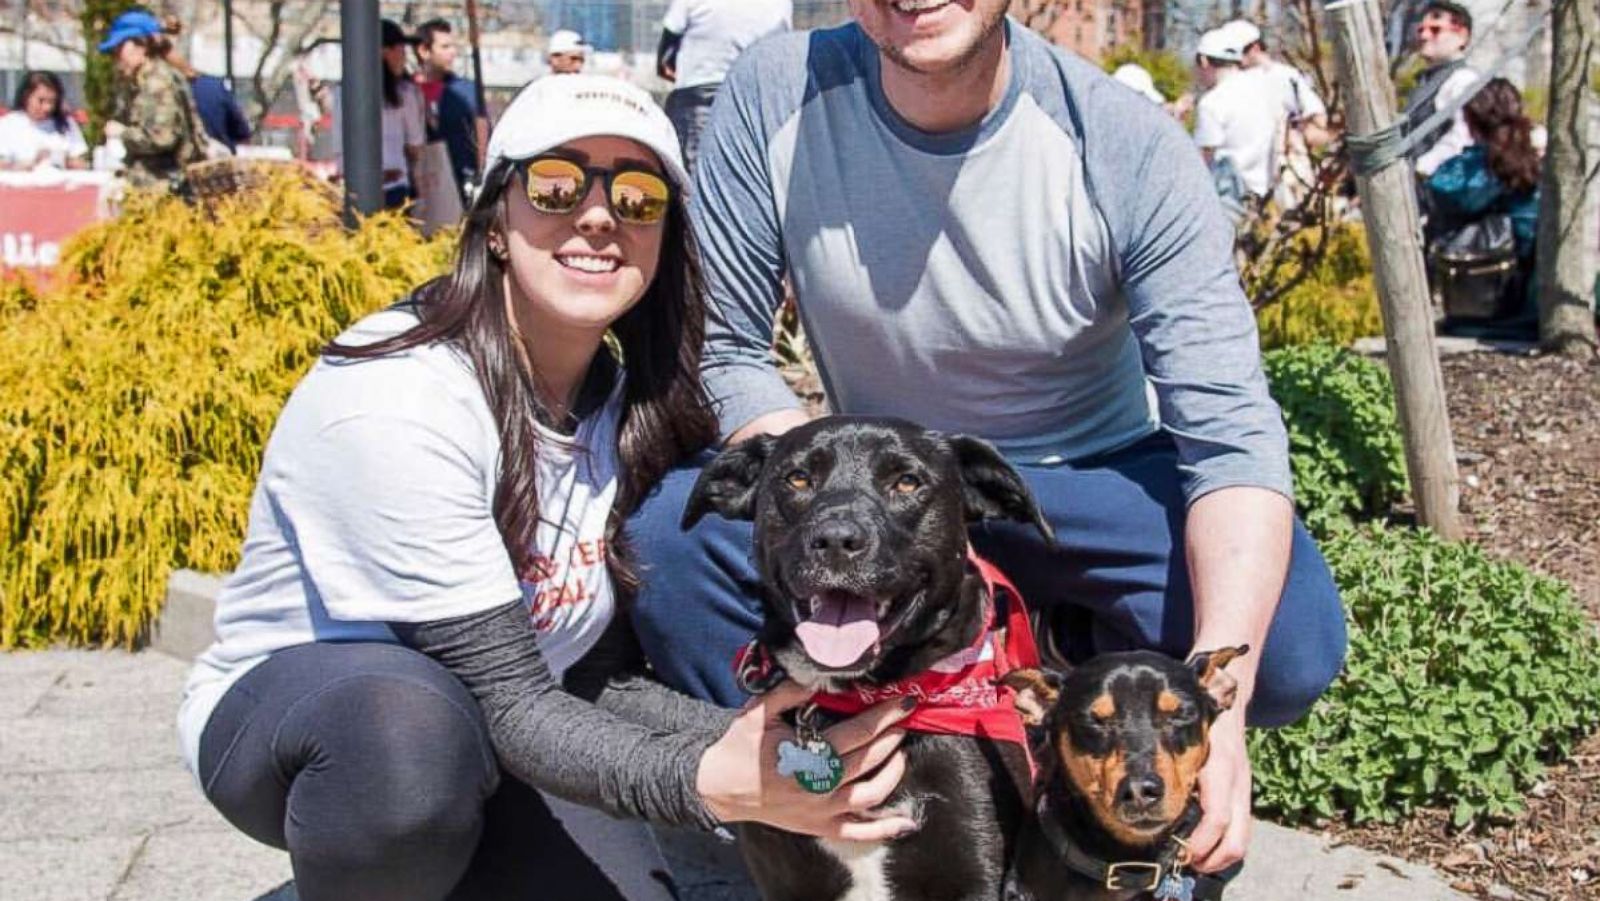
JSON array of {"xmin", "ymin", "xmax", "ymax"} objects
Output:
[{"xmin": 630, "ymin": 0, "xmax": 1348, "ymax": 880}]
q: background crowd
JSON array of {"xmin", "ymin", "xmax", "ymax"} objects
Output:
[{"xmin": 0, "ymin": 0, "xmax": 1562, "ymax": 336}]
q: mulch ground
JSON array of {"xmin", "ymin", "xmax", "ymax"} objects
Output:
[{"xmin": 1330, "ymin": 350, "xmax": 1600, "ymax": 901}]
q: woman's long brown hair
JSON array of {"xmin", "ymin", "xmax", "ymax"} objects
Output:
[
  {"xmin": 1464, "ymin": 78, "xmax": 1541, "ymax": 196},
  {"xmin": 326, "ymin": 160, "xmax": 717, "ymax": 596}
]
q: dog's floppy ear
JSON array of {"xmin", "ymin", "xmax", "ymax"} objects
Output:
[
  {"xmin": 1002, "ymin": 667, "xmax": 1064, "ymax": 727},
  {"xmin": 680, "ymin": 434, "xmax": 778, "ymax": 529},
  {"xmin": 948, "ymin": 435, "xmax": 1055, "ymax": 544},
  {"xmin": 1186, "ymin": 645, "xmax": 1250, "ymax": 713}
]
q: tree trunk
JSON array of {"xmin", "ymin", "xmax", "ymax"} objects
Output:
[
  {"xmin": 1535, "ymin": 0, "xmax": 1600, "ymax": 359},
  {"xmin": 1328, "ymin": 0, "xmax": 1463, "ymax": 539}
]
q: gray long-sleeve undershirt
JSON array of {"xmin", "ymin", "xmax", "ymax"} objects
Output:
[{"xmin": 390, "ymin": 599, "xmax": 737, "ymax": 830}]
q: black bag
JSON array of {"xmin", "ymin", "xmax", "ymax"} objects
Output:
[{"xmin": 1428, "ymin": 212, "xmax": 1522, "ymax": 322}]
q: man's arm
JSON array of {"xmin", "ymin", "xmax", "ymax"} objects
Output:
[
  {"xmin": 687, "ymin": 40, "xmax": 808, "ymax": 443},
  {"xmin": 1183, "ymin": 486, "xmax": 1291, "ymax": 870},
  {"xmin": 1290, "ymin": 71, "xmax": 1333, "ymax": 147},
  {"xmin": 659, "ymin": 0, "xmax": 689, "ymax": 81},
  {"xmin": 1083, "ymin": 82, "xmax": 1294, "ymax": 873},
  {"xmin": 657, "ymin": 28, "xmax": 683, "ymax": 82}
]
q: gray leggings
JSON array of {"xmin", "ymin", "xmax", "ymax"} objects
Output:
[{"xmin": 198, "ymin": 642, "xmax": 679, "ymax": 901}]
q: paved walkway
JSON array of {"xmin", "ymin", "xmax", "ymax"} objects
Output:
[{"xmin": 0, "ymin": 648, "xmax": 1470, "ymax": 901}]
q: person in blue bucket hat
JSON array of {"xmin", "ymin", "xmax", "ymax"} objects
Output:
[{"xmin": 99, "ymin": 8, "xmax": 208, "ymax": 190}]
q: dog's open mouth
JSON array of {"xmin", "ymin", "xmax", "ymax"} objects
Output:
[{"xmin": 792, "ymin": 589, "xmax": 922, "ymax": 669}]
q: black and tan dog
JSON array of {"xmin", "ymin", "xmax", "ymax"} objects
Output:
[
  {"xmin": 682, "ymin": 416, "xmax": 1055, "ymax": 901},
  {"xmin": 1001, "ymin": 647, "xmax": 1248, "ymax": 901}
]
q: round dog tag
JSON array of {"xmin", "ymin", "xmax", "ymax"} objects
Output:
[{"xmin": 776, "ymin": 736, "xmax": 844, "ymax": 794}]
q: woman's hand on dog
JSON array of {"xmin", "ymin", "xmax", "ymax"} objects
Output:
[{"xmin": 696, "ymin": 679, "xmax": 921, "ymax": 841}]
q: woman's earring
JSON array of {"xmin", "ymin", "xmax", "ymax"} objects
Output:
[{"xmin": 487, "ymin": 232, "xmax": 508, "ymax": 261}]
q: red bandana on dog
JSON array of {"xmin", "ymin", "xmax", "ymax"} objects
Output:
[{"xmin": 806, "ymin": 550, "xmax": 1039, "ymax": 749}]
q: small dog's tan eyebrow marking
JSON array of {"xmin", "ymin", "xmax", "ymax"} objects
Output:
[
  {"xmin": 1157, "ymin": 690, "xmax": 1181, "ymax": 714},
  {"xmin": 1090, "ymin": 694, "xmax": 1115, "ymax": 720}
]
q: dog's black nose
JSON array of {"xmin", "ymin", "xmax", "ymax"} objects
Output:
[
  {"xmin": 806, "ymin": 518, "xmax": 869, "ymax": 561},
  {"xmin": 1116, "ymin": 774, "xmax": 1164, "ymax": 808}
]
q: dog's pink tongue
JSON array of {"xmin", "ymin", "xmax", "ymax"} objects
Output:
[{"xmin": 795, "ymin": 591, "xmax": 880, "ymax": 668}]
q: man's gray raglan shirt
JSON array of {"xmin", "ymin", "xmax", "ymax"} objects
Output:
[{"xmin": 691, "ymin": 18, "xmax": 1291, "ymax": 504}]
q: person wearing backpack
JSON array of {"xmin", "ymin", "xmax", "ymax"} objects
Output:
[{"xmin": 1426, "ymin": 78, "xmax": 1541, "ymax": 335}]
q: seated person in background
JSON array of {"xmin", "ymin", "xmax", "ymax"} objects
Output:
[
  {"xmin": 0, "ymin": 71, "xmax": 89, "ymax": 170},
  {"xmin": 1427, "ymin": 78, "xmax": 1541, "ymax": 333}
]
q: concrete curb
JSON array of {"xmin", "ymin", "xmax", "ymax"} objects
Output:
[{"xmin": 150, "ymin": 569, "xmax": 224, "ymax": 662}]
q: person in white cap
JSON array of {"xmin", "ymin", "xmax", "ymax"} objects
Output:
[
  {"xmin": 1193, "ymin": 26, "xmax": 1285, "ymax": 208},
  {"xmin": 1221, "ymin": 19, "xmax": 1332, "ymax": 148},
  {"xmin": 656, "ymin": 0, "xmax": 792, "ymax": 173},
  {"xmin": 546, "ymin": 28, "xmax": 589, "ymax": 75},
  {"xmin": 177, "ymin": 73, "xmax": 916, "ymax": 901},
  {"xmin": 1111, "ymin": 62, "xmax": 1165, "ymax": 105}
]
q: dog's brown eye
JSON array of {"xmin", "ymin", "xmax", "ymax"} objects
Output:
[
  {"xmin": 892, "ymin": 474, "xmax": 922, "ymax": 495},
  {"xmin": 786, "ymin": 470, "xmax": 811, "ymax": 490}
]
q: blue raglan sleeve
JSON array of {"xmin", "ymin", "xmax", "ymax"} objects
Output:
[
  {"xmin": 1079, "ymin": 76, "xmax": 1293, "ymax": 504},
  {"xmin": 688, "ymin": 39, "xmax": 806, "ymax": 441}
]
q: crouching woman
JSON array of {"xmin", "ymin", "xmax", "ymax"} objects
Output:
[{"xmin": 178, "ymin": 76, "xmax": 914, "ymax": 901}]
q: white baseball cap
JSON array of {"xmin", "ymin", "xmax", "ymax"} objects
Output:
[
  {"xmin": 547, "ymin": 29, "xmax": 588, "ymax": 56},
  {"xmin": 1196, "ymin": 28, "xmax": 1244, "ymax": 63},
  {"xmin": 486, "ymin": 74, "xmax": 689, "ymax": 189},
  {"xmin": 1220, "ymin": 19, "xmax": 1263, "ymax": 53},
  {"xmin": 1112, "ymin": 63, "xmax": 1166, "ymax": 104}
]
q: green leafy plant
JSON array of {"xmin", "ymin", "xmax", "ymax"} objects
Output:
[
  {"xmin": 1251, "ymin": 524, "xmax": 1600, "ymax": 826},
  {"xmin": 1264, "ymin": 344, "xmax": 1408, "ymax": 534}
]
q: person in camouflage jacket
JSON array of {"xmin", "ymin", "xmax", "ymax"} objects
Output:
[{"xmin": 100, "ymin": 10, "xmax": 209, "ymax": 190}]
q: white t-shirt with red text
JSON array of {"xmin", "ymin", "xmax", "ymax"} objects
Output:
[{"xmin": 176, "ymin": 306, "xmax": 620, "ymax": 776}]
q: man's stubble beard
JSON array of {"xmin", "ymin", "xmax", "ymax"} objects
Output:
[{"xmin": 875, "ymin": 0, "xmax": 1009, "ymax": 78}]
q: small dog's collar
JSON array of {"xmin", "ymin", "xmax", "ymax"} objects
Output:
[{"xmin": 1032, "ymin": 796, "xmax": 1225, "ymax": 899}]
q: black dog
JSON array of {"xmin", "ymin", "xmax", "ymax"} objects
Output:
[
  {"xmin": 1001, "ymin": 647, "xmax": 1248, "ymax": 900},
  {"xmin": 682, "ymin": 416, "xmax": 1055, "ymax": 901}
]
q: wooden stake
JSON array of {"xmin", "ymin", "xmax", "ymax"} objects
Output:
[{"xmin": 1327, "ymin": 0, "xmax": 1463, "ymax": 539}]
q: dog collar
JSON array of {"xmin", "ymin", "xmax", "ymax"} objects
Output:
[{"xmin": 1031, "ymin": 796, "xmax": 1225, "ymax": 900}]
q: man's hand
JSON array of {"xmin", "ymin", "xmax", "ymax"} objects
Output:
[
  {"xmin": 1184, "ymin": 486, "xmax": 1292, "ymax": 873},
  {"xmin": 1188, "ymin": 706, "xmax": 1252, "ymax": 872},
  {"xmin": 103, "ymin": 120, "xmax": 127, "ymax": 141}
]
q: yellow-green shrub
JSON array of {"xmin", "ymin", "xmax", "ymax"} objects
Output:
[
  {"xmin": 0, "ymin": 174, "xmax": 451, "ymax": 648},
  {"xmin": 1255, "ymin": 224, "xmax": 1384, "ymax": 349}
]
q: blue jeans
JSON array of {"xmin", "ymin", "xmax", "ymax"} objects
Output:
[{"xmin": 629, "ymin": 434, "xmax": 1346, "ymax": 728}]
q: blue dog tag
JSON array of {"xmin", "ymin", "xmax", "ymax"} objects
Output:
[{"xmin": 1154, "ymin": 873, "xmax": 1195, "ymax": 901}]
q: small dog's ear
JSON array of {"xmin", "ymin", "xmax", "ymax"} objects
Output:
[
  {"xmin": 947, "ymin": 435, "xmax": 1055, "ymax": 545},
  {"xmin": 1186, "ymin": 645, "xmax": 1250, "ymax": 713},
  {"xmin": 680, "ymin": 435, "xmax": 777, "ymax": 529},
  {"xmin": 1002, "ymin": 668, "xmax": 1063, "ymax": 727}
]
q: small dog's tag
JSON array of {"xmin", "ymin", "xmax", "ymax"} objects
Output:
[{"xmin": 1153, "ymin": 872, "xmax": 1195, "ymax": 901}]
